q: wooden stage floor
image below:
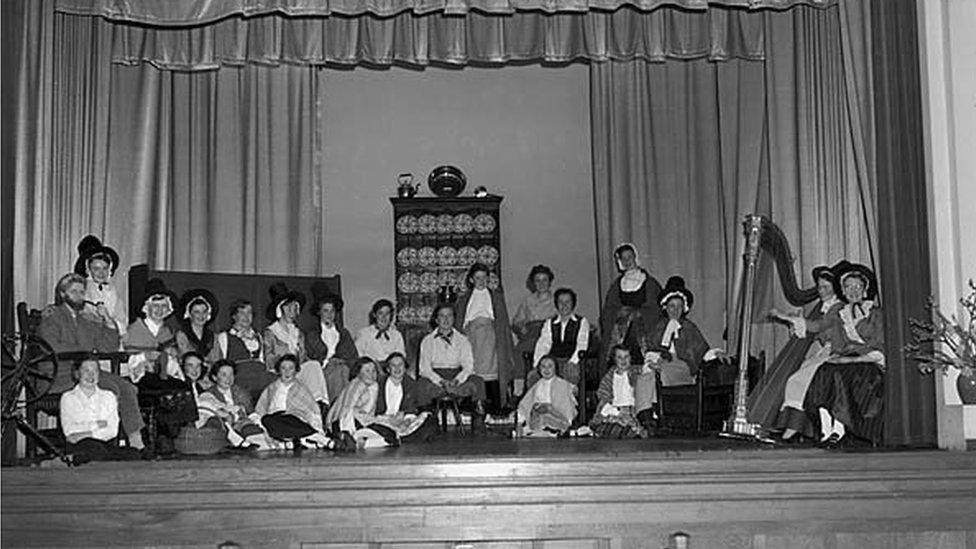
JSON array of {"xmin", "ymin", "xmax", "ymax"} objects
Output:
[{"xmin": 3, "ymin": 432, "xmax": 976, "ymax": 548}]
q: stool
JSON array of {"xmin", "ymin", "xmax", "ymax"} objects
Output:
[{"xmin": 435, "ymin": 394, "xmax": 467, "ymax": 436}]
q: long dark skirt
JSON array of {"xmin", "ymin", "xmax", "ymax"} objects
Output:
[
  {"xmin": 67, "ymin": 437, "xmax": 141, "ymax": 464},
  {"xmin": 261, "ymin": 412, "xmax": 316, "ymax": 441},
  {"xmin": 803, "ymin": 361, "xmax": 885, "ymax": 444},
  {"xmin": 746, "ymin": 337, "xmax": 815, "ymax": 429}
]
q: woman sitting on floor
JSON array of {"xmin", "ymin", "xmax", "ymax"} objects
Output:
[
  {"xmin": 588, "ymin": 345, "xmax": 647, "ymax": 439},
  {"xmin": 363, "ymin": 352, "xmax": 436, "ymax": 446},
  {"xmin": 517, "ymin": 355, "xmax": 578, "ymax": 437},
  {"xmin": 326, "ymin": 357, "xmax": 381, "ymax": 450},
  {"xmin": 60, "ymin": 360, "xmax": 141, "ymax": 464},
  {"xmin": 253, "ymin": 354, "xmax": 332, "ymax": 450},
  {"xmin": 181, "ymin": 351, "xmax": 213, "ymax": 400},
  {"xmin": 199, "ymin": 359, "xmax": 267, "ymax": 448}
]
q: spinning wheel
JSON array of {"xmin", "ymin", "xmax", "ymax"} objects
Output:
[
  {"xmin": 2, "ymin": 333, "xmax": 59, "ymax": 414},
  {"xmin": 1, "ymin": 332, "xmax": 68, "ymax": 464}
]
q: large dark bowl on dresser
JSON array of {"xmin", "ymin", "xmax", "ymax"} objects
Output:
[{"xmin": 428, "ymin": 165, "xmax": 467, "ymax": 197}]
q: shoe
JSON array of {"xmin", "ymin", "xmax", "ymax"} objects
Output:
[
  {"xmin": 341, "ymin": 432, "xmax": 357, "ymax": 452},
  {"xmin": 820, "ymin": 433, "xmax": 842, "ymax": 449},
  {"xmin": 471, "ymin": 414, "xmax": 487, "ymax": 436}
]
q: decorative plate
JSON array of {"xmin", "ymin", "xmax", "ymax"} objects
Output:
[
  {"xmin": 473, "ymin": 213, "xmax": 496, "ymax": 233},
  {"xmin": 454, "ymin": 213, "xmax": 474, "ymax": 234},
  {"xmin": 417, "ymin": 247, "xmax": 437, "ymax": 268},
  {"xmin": 438, "ymin": 271, "xmax": 455, "ymax": 288},
  {"xmin": 477, "ymin": 245, "xmax": 499, "ymax": 266},
  {"xmin": 420, "ymin": 272, "xmax": 439, "ymax": 293},
  {"xmin": 488, "ymin": 272, "xmax": 501, "ymax": 290},
  {"xmin": 397, "ymin": 306, "xmax": 415, "ymax": 324},
  {"xmin": 396, "ymin": 215, "xmax": 418, "ymax": 235},
  {"xmin": 397, "ymin": 273, "xmax": 419, "ymax": 294},
  {"xmin": 417, "ymin": 305, "xmax": 434, "ymax": 323},
  {"xmin": 396, "ymin": 247, "xmax": 418, "ymax": 268},
  {"xmin": 436, "ymin": 214, "xmax": 455, "ymax": 234},
  {"xmin": 437, "ymin": 246, "xmax": 457, "ymax": 266},
  {"xmin": 417, "ymin": 214, "xmax": 437, "ymax": 235},
  {"xmin": 457, "ymin": 246, "xmax": 478, "ymax": 266}
]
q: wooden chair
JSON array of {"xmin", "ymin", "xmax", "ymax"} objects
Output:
[{"xmin": 657, "ymin": 353, "xmax": 764, "ymax": 435}]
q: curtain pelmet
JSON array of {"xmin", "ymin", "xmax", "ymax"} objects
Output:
[
  {"xmin": 56, "ymin": 0, "xmax": 836, "ymax": 22},
  {"xmin": 106, "ymin": 7, "xmax": 765, "ymax": 70}
]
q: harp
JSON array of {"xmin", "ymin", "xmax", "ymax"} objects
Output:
[{"xmin": 722, "ymin": 215, "xmax": 820, "ymax": 438}]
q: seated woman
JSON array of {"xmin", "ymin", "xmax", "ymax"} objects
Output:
[
  {"xmin": 253, "ymin": 354, "xmax": 332, "ymax": 450},
  {"xmin": 354, "ymin": 299, "xmax": 406, "ymax": 366},
  {"xmin": 175, "ymin": 289, "xmax": 218, "ymax": 360},
  {"xmin": 600, "ymin": 243, "xmax": 663, "ymax": 370},
  {"xmin": 305, "ymin": 284, "xmax": 358, "ymax": 405},
  {"xmin": 364, "ymin": 352, "xmax": 436, "ymax": 446},
  {"xmin": 529, "ymin": 287, "xmax": 590, "ymax": 386},
  {"xmin": 263, "ymin": 283, "xmax": 331, "ymax": 410},
  {"xmin": 588, "ymin": 345, "xmax": 647, "ymax": 439},
  {"xmin": 511, "ymin": 265, "xmax": 558, "ymax": 391},
  {"xmin": 124, "ymin": 279, "xmax": 198, "ymax": 452},
  {"xmin": 517, "ymin": 355, "xmax": 578, "ymax": 437},
  {"xmin": 455, "ymin": 263, "xmax": 516, "ymax": 414},
  {"xmin": 60, "ymin": 360, "xmax": 141, "ymax": 464},
  {"xmin": 417, "ymin": 302, "xmax": 488, "ymax": 433},
  {"xmin": 782, "ymin": 263, "xmax": 886, "ymax": 447},
  {"xmin": 211, "ymin": 300, "xmax": 274, "ymax": 403},
  {"xmin": 199, "ymin": 359, "xmax": 266, "ymax": 448},
  {"xmin": 747, "ymin": 263, "xmax": 843, "ymax": 432},
  {"xmin": 326, "ymin": 357, "xmax": 381, "ymax": 450},
  {"xmin": 634, "ymin": 276, "xmax": 722, "ymax": 433}
]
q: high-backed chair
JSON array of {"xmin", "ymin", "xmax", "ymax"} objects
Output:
[{"xmin": 656, "ymin": 353, "xmax": 764, "ymax": 434}]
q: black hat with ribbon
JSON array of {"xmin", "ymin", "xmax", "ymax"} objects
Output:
[
  {"xmin": 73, "ymin": 235, "xmax": 120, "ymax": 278},
  {"xmin": 266, "ymin": 282, "xmax": 307, "ymax": 321},
  {"xmin": 657, "ymin": 275, "xmax": 694, "ymax": 312}
]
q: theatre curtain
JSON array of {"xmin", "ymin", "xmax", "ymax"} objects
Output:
[
  {"xmin": 590, "ymin": 3, "xmax": 877, "ymax": 353},
  {"xmin": 10, "ymin": 3, "xmax": 324, "ymax": 315}
]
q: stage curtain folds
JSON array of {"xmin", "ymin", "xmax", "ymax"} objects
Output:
[
  {"xmin": 55, "ymin": 0, "xmax": 837, "ymax": 22},
  {"xmin": 104, "ymin": 6, "xmax": 764, "ymax": 69},
  {"xmin": 590, "ymin": 3, "xmax": 878, "ymax": 364},
  {"xmin": 11, "ymin": 6, "xmax": 324, "ymax": 313}
]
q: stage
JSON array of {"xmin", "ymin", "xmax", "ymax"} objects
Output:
[{"xmin": 3, "ymin": 434, "xmax": 976, "ymax": 549}]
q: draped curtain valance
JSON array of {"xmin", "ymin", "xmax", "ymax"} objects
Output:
[
  {"xmin": 56, "ymin": 0, "xmax": 836, "ymax": 21},
  {"xmin": 53, "ymin": 0, "xmax": 833, "ymax": 70},
  {"xmin": 102, "ymin": 8, "xmax": 766, "ymax": 69}
]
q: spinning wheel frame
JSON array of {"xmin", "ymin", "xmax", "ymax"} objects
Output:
[{"xmin": 1, "ymin": 332, "xmax": 59, "ymax": 414}]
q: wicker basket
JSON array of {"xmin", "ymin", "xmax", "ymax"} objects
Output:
[{"xmin": 174, "ymin": 423, "xmax": 227, "ymax": 455}]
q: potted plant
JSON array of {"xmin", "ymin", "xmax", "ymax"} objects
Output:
[{"xmin": 906, "ymin": 279, "xmax": 976, "ymax": 404}]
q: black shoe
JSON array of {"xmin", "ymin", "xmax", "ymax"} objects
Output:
[
  {"xmin": 341, "ymin": 432, "xmax": 357, "ymax": 452},
  {"xmin": 471, "ymin": 414, "xmax": 487, "ymax": 436},
  {"xmin": 820, "ymin": 433, "xmax": 842, "ymax": 449}
]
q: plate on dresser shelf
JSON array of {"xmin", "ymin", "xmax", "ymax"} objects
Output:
[
  {"xmin": 396, "ymin": 247, "xmax": 418, "ymax": 267},
  {"xmin": 436, "ymin": 214, "xmax": 455, "ymax": 234},
  {"xmin": 397, "ymin": 273, "xmax": 419, "ymax": 294},
  {"xmin": 417, "ymin": 214, "xmax": 437, "ymax": 235},
  {"xmin": 417, "ymin": 246, "xmax": 437, "ymax": 267},
  {"xmin": 416, "ymin": 305, "xmax": 434, "ymax": 324},
  {"xmin": 419, "ymin": 272, "xmax": 439, "ymax": 293},
  {"xmin": 437, "ymin": 246, "xmax": 457, "ymax": 266},
  {"xmin": 477, "ymin": 245, "xmax": 499, "ymax": 266},
  {"xmin": 397, "ymin": 306, "xmax": 415, "ymax": 324},
  {"xmin": 473, "ymin": 213, "xmax": 495, "ymax": 233},
  {"xmin": 488, "ymin": 272, "xmax": 501, "ymax": 290},
  {"xmin": 438, "ymin": 271, "xmax": 456, "ymax": 288},
  {"xmin": 454, "ymin": 214, "xmax": 474, "ymax": 234},
  {"xmin": 396, "ymin": 215, "xmax": 418, "ymax": 235},
  {"xmin": 457, "ymin": 246, "xmax": 478, "ymax": 266}
]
